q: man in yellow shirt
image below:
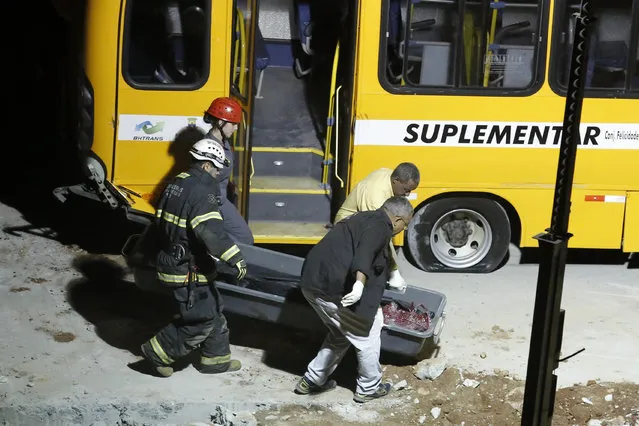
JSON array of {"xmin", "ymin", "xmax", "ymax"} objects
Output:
[{"xmin": 333, "ymin": 163, "xmax": 420, "ymax": 292}]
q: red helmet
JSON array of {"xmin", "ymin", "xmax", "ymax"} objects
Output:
[{"xmin": 206, "ymin": 97, "xmax": 242, "ymax": 124}]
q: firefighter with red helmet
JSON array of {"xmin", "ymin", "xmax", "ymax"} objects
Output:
[{"xmin": 203, "ymin": 97, "xmax": 254, "ymax": 245}]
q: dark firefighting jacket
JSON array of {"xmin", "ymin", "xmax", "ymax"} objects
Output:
[{"xmin": 154, "ymin": 165, "xmax": 245, "ymax": 286}]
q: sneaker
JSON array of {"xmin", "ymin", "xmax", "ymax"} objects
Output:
[
  {"xmin": 197, "ymin": 357, "xmax": 242, "ymax": 374},
  {"xmin": 294, "ymin": 376, "xmax": 337, "ymax": 395},
  {"xmin": 353, "ymin": 382, "xmax": 392, "ymax": 403},
  {"xmin": 140, "ymin": 341, "xmax": 174, "ymax": 378}
]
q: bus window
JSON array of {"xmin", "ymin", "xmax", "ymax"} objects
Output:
[
  {"xmin": 552, "ymin": 0, "xmax": 636, "ymax": 93},
  {"xmin": 383, "ymin": 0, "xmax": 544, "ymax": 91},
  {"xmin": 123, "ymin": 0, "xmax": 209, "ymax": 87}
]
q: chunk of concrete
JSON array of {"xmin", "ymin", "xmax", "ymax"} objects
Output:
[{"xmin": 414, "ymin": 358, "xmax": 447, "ymax": 381}]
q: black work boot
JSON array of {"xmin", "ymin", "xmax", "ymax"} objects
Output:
[
  {"xmin": 140, "ymin": 340, "xmax": 174, "ymax": 377},
  {"xmin": 197, "ymin": 354, "xmax": 241, "ymax": 374}
]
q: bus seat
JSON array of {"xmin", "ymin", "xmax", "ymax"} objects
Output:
[
  {"xmin": 585, "ymin": 33, "xmax": 598, "ymax": 87},
  {"xmin": 388, "ymin": 0, "xmax": 402, "ymax": 48},
  {"xmin": 293, "ymin": 0, "xmax": 312, "ymax": 77},
  {"xmin": 585, "ymin": 40, "xmax": 629, "ymax": 88},
  {"xmin": 385, "ymin": 0, "xmax": 404, "ymax": 83},
  {"xmin": 490, "ymin": 21, "xmax": 535, "ymax": 88},
  {"xmin": 592, "ymin": 40, "xmax": 629, "ymax": 71},
  {"xmin": 182, "ymin": 5, "xmax": 206, "ymax": 39},
  {"xmin": 152, "ymin": 1, "xmax": 200, "ymax": 85},
  {"xmin": 255, "ymin": 26, "xmax": 271, "ymax": 99}
]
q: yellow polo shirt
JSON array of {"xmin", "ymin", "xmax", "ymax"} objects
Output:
[{"xmin": 334, "ymin": 168, "xmax": 394, "ymax": 223}]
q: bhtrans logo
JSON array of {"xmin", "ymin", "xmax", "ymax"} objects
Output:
[
  {"xmin": 133, "ymin": 120, "xmax": 165, "ymax": 141},
  {"xmin": 118, "ymin": 114, "xmax": 211, "ymax": 142},
  {"xmin": 353, "ymin": 120, "xmax": 639, "ymax": 149}
]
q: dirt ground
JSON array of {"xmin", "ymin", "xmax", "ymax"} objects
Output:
[
  {"xmin": 253, "ymin": 367, "xmax": 639, "ymax": 426},
  {"xmin": 1, "ymin": 194, "xmax": 637, "ymax": 425}
]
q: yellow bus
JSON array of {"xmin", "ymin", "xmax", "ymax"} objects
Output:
[{"xmin": 55, "ymin": 0, "xmax": 639, "ymax": 273}]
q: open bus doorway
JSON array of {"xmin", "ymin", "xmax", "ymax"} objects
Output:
[{"xmin": 242, "ymin": 0, "xmax": 357, "ymax": 244}]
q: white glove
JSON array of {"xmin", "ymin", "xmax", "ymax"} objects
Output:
[
  {"xmin": 387, "ymin": 269, "xmax": 407, "ymax": 292},
  {"xmin": 341, "ymin": 280, "xmax": 365, "ymax": 307}
]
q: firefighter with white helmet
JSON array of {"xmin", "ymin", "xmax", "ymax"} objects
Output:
[
  {"xmin": 189, "ymin": 138, "xmax": 229, "ymax": 171},
  {"xmin": 140, "ymin": 137, "xmax": 247, "ymax": 378}
]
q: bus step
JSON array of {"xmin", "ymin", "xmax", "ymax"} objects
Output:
[
  {"xmin": 251, "ymin": 148, "xmax": 326, "ymax": 180},
  {"xmin": 249, "ymin": 220, "xmax": 330, "ymax": 245}
]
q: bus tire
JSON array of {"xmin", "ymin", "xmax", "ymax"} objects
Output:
[{"xmin": 405, "ymin": 197, "xmax": 511, "ymax": 273}]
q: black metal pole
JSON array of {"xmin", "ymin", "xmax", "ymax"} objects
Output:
[{"xmin": 520, "ymin": 2, "xmax": 594, "ymax": 425}]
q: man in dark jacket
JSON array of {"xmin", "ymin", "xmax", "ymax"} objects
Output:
[
  {"xmin": 140, "ymin": 138, "xmax": 248, "ymax": 378},
  {"xmin": 294, "ymin": 196, "xmax": 414, "ymax": 403}
]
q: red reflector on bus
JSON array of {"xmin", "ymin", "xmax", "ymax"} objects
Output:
[{"xmin": 585, "ymin": 195, "xmax": 604, "ymax": 202}]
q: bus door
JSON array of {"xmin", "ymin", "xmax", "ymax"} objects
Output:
[
  {"xmin": 115, "ymin": 0, "xmax": 233, "ymax": 215},
  {"xmin": 228, "ymin": 0, "xmax": 258, "ymax": 218},
  {"xmin": 330, "ymin": 1, "xmax": 360, "ymax": 213},
  {"xmin": 300, "ymin": 0, "xmax": 359, "ymax": 217}
]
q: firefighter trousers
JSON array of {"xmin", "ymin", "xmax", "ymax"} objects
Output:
[{"xmin": 147, "ymin": 282, "xmax": 233, "ymax": 370}]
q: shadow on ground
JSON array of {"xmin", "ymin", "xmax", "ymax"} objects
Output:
[
  {"xmin": 66, "ymin": 255, "xmax": 176, "ymax": 352},
  {"xmin": 65, "ymin": 254, "xmax": 428, "ymax": 387}
]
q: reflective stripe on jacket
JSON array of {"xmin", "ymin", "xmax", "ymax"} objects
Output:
[{"xmin": 154, "ymin": 165, "xmax": 244, "ymax": 286}]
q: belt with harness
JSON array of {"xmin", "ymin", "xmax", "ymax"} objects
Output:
[
  {"xmin": 168, "ymin": 242, "xmax": 202, "ymax": 310},
  {"xmin": 165, "ymin": 243, "xmax": 243, "ymax": 309}
]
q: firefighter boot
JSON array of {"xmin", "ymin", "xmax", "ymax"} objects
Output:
[
  {"xmin": 140, "ymin": 339, "xmax": 174, "ymax": 377},
  {"xmin": 197, "ymin": 354, "xmax": 242, "ymax": 374}
]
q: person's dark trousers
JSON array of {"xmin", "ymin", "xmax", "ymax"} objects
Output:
[{"xmin": 143, "ymin": 283, "xmax": 236, "ymax": 373}]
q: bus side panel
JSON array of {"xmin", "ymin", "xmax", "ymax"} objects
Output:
[
  {"xmin": 496, "ymin": 189, "xmax": 624, "ymax": 249},
  {"xmin": 622, "ymin": 192, "xmax": 639, "ymax": 252},
  {"xmin": 568, "ymin": 189, "xmax": 625, "ymax": 249},
  {"xmin": 84, "ymin": 0, "xmax": 121, "ymax": 179}
]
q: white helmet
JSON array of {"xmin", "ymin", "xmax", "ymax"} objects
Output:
[{"xmin": 189, "ymin": 138, "xmax": 229, "ymax": 169}]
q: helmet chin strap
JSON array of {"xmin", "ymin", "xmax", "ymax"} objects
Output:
[
  {"xmin": 216, "ymin": 120, "xmax": 232, "ymax": 139},
  {"xmin": 207, "ymin": 123, "xmax": 225, "ymax": 141}
]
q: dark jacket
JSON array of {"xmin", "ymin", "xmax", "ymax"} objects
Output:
[
  {"xmin": 154, "ymin": 165, "xmax": 245, "ymax": 286},
  {"xmin": 300, "ymin": 209, "xmax": 393, "ymax": 326},
  {"xmin": 205, "ymin": 131, "xmax": 233, "ymax": 202}
]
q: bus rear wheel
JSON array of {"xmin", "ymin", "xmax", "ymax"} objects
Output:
[{"xmin": 405, "ymin": 197, "xmax": 511, "ymax": 273}]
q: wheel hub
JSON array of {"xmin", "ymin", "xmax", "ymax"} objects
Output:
[
  {"xmin": 429, "ymin": 208, "xmax": 493, "ymax": 269},
  {"xmin": 441, "ymin": 218, "xmax": 473, "ymax": 248}
]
